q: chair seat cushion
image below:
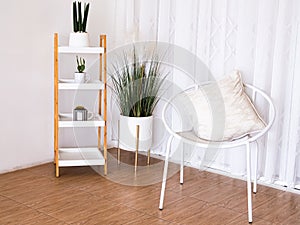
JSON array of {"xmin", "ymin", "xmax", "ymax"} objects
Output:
[{"xmin": 183, "ymin": 70, "xmax": 266, "ymax": 141}]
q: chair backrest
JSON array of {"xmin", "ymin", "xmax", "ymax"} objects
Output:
[
  {"xmin": 243, "ymin": 84, "xmax": 275, "ymax": 142},
  {"xmin": 162, "ymin": 83, "xmax": 276, "ymax": 148}
]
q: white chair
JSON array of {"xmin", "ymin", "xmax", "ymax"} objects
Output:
[{"xmin": 158, "ymin": 84, "xmax": 275, "ymax": 223}]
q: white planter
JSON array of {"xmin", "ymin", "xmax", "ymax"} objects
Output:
[
  {"xmin": 74, "ymin": 72, "xmax": 90, "ymax": 83},
  {"xmin": 119, "ymin": 115, "xmax": 153, "ymax": 152},
  {"xmin": 69, "ymin": 32, "xmax": 89, "ymax": 47}
]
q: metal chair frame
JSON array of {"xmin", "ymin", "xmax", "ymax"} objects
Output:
[{"xmin": 158, "ymin": 84, "xmax": 275, "ymax": 223}]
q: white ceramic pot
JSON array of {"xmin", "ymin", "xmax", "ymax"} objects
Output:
[
  {"xmin": 74, "ymin": 72, "xmax": 89, "ymax": 83},
  {"xmin": 69, "ymin": 32, "xmax": 89, "ymax": 47},
  {"xmin": 119, "ymin": 115, "xmax": 153, "ymax": 152}
]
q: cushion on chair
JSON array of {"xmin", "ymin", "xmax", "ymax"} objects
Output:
[{"xmin": 183, "ymin": 70, "xmax": 266, "ymax": 141}]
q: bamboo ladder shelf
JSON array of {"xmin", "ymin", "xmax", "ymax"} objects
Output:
[{"xmin": 54, "ymin": 33, "xmax": 107, "ymax": 177}]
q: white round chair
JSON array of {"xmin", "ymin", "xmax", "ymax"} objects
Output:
[{"xmin": 158, "ymin": 84, "xmax": 275, "ymax": 223}]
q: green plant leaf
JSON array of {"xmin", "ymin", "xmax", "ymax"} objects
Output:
[
  {"xmin": 78, "ymin": 1, "xmax": 82, "ymax": 32},
  {"xmin": 82, "ymin": 3, "xmax": 89, "ymax": 32},
  {"xmin": 76, "ymin": 55, "xmax": 85, "ymax": 73},
  {"xmin": 73, "ymin": 2, "xmax": 78, "ymax": 32},
  {"xmin": 110, "ymin": 46, "xmax": 168, "ymax": 117}
]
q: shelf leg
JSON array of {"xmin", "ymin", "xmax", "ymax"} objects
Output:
[
  {"xmin": 104, "ymin": 145, "xmax": 107, "ymax": 176},
  {"xmin": 100, "ymin": 34, "xmax": 107, "ymax": 176},
  {"xmin": 135, "ymin": 125, "xmax": 140, "ymax": 172},
  {"xmin": 55, "ymin": 164, "xmax": 59, "ymax": 178},
  {"xmin": 54, "ymin": 33, "xmax": 59, "ymax": 176}
]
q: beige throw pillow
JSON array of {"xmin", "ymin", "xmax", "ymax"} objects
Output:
[{"xmin": 183, "ymin": 70, "xmax": 266, "ymax": 141}]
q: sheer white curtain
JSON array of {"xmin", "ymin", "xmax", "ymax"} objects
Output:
[{"xmin": 110, "ymin": 0, "xmax": 300, "ymax": 191}]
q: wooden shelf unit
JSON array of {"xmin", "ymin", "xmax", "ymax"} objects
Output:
[{"xmin": 54, "ymin": 33, "xmax": 107, "ymax": 177}]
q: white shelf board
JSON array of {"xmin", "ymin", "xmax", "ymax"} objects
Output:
[
  {"xmin": 59, "ymin": 79, "xmax": 104, "ymax": 90},
  {"xmin": 58, "ymin": 46, "xmax": 104, "ymax": 54},
  {"xmin": 58, "ymin": 147, "xmax": 105, "ymax": 167},
  {"xmin": 59, "ymin": 113, "xmax": 105, "ymax": 128}
]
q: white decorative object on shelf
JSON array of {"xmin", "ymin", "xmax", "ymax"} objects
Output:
[
  {"xmin": 74, "ymin": 56, "xmax": 88, "ymax": 83},
  {"xmin": 69, "ymin": 2, "xmax": 90, "ymax": 47},
  {"xmin": 69, "ymin": 32, "xmax": 89, "ymax": 47},
  {"xmin": 72, "ymin": 106, "xmax": 93, "ymax": 121},
  {"xmin": 74, "ymin": 72, "xmax": 89, "ymax": 83}
]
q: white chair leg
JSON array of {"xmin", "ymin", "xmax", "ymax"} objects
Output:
[
  {"xmin": 253, "ymin": 141, "xmax": 258, "ymax": 194},
  {"xmin": 246, "ymin": 142, "xmax": 253, "ymax": 223},
  {"xmin": 159, "ymin": 136, "xmax": 173, "ymax": 210},
  {"xmin": 180, "ymin": 144, "xmax": 184, "ymax": 184}
]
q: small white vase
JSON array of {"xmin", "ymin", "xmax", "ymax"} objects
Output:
[
  {"xmin": 119, "ymin": 115, "xmax": 153, "ymax": 152},
  {"xmin": 69, "ymin": 32, "xmax": 89, "ymax": 47},
  {"xmin": 74, "ymin": 72, "xmax": 88, "ymax": 83}
]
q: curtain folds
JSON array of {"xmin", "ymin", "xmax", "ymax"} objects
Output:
[{"xmin": 111, "ymin": 0, "xmax": 300, "ymax": 191}]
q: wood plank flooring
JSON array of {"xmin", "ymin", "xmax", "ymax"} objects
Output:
[{"xmin": 0, "ymin": 149, "xmax": 299, "ymax": 224}]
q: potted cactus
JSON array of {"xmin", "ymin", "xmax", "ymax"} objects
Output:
[
  {"xmin": 76, "ymin": 56, "xmax": 85, "ymax": 72},
  {"xmin": 74, "ymin": 56, "xmax": 89, "ymax": 83},
  {"xmin": 69, "ymin": 1, "xmax": 90, "ymax": 47}
]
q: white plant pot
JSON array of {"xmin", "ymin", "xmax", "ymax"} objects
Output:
[
  {"xmin": 69, "ymin": 32, "xmax": 89, "ymax": 47},
  {"xmin": 119, "ymin": 115, "xmax": 153, "ymax": 152},
  {"xmin": 74, "ymin": 72, "xmax": 89, "ymax": 83}
]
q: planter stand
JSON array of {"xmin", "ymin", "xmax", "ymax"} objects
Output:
[{"xmin": 117, "ymin": 121, "xmax": 151, "ymax": 171}]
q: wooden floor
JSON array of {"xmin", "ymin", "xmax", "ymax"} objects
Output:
[{"xmin": 0, "ymin": 149, "xmax": 299, "ymax": 225}]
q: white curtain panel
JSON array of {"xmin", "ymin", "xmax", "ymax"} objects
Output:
[{"xmin": 111, "ymin": 0, "xmax": 300, "ymax": 191}]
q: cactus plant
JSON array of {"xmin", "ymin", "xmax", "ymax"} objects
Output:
[
  {"xmin": 76, "ymin": 56, "xmax": 85, "ymax": 73},
  {"xmin": 75, "ymin": 105, "xmax": 85, "ymax": 110},
  {"xmin": 73, "ymin": 1, "xmax": 90, "ymax": 33}
]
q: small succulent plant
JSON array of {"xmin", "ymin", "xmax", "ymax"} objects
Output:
[
  {"xmin": 75, "ymin": 105, "xmax": 85, "ymax": 110},
  {"xmin": 76, "ymin": 56, "xmax": 85, "ymax": 73},
  {"xmin": 73, "ymin": 1, "xmax": 90, "ymax": 33}
]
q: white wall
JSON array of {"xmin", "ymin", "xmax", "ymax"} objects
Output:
[{"xmin": 0, "ymin": 0, "xmax": 114, "ymax": 173}]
